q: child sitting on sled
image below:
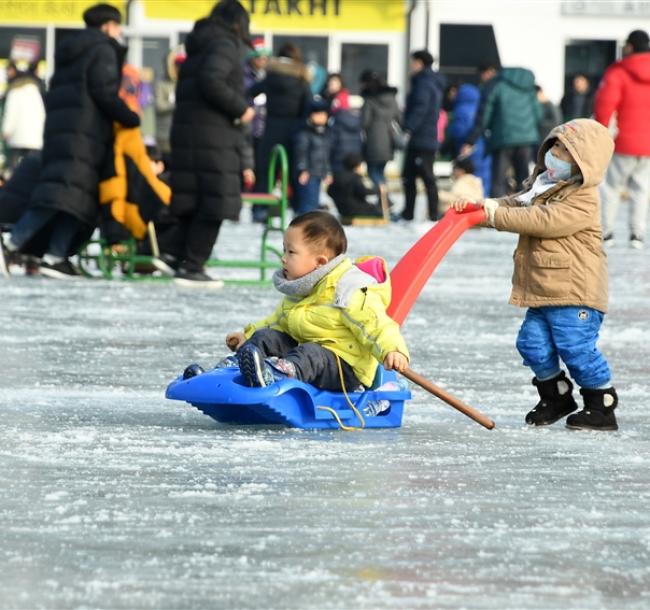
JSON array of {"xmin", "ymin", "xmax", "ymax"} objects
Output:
[
  {"xmin": 224, "ymin": 210, "xmax": 409, "ymax": 391},
  {"xmin": 452, "ymin": 118, "xmax": 619, "ymax": 431}
]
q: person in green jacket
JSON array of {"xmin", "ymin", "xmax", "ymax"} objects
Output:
[
  {"xmin": 224, "ymin": 211, "xmax": 410, "ymax": 390},
  {"xmin": 479, "ymin": 67, "xmax": 542, "ymax": 197}
]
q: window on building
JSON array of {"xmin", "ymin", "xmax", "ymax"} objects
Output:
[
  {"xmin": 439, "ymin": 23, "xmax": 500, "ymax": 84},
  {"xmin": 564, "ymin": 40, "xmax": 616, "ymax": 94},
  {"xmin": 142, "ymin": 37, "xmax": 171, "ymax": 82},
  {"xmin": 341, "ymin": 43, "xmax": 389, "ymax": 95}
]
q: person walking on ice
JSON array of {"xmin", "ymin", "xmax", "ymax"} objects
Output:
[{"xmin": 453, "ymin": 119, "xmax": 619, "ymax": 430}]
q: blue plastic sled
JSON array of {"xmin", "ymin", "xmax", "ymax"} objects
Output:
[{"xmin": 165, "ymin": 365, "xmax": 410, "ymax": 429}]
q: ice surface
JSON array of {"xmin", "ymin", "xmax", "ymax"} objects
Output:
[{"xmin": 1, "ymin": 211, "xmax": 649, "ymax": 610}]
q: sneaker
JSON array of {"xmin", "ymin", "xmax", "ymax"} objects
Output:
[
  {"xmin": 630, "ymin": 235, "xmax": 644, "ymax": 250},
  {"xmin": 238, "ymin": 344, "xmax": 275, "ymax": 387},
  {"xmin": 266, "ymin": 356, "xmax": 297, "ymax": 378},
  {"xmin": 603, "ymin": 233, "xmax": 615, "ymax": 248},
  {"xmin": 24, "ymin": 256, "xmax": 40, "ymax": 276},
  {"xmin": 215, "ymin": 354, "xmax": 239, "ymax": 368},
  {"xmin": 39, "ymin": 259, "xmax": 82, "ymax": 279},
  {"xmin": 151, "ymin": 254, "xmax": 179, "ymax": 277},
  {"xmin": 363, "ymin": 380, "xmax": 409, "ymax": 416},
  {"xmin": 173, "ymin": 267, "xmax": 224, "ymax": 289}
]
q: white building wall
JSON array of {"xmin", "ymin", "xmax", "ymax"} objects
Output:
[{"xmin": 415, "ymin": 0, "xmax": 650, "ymax": 103}]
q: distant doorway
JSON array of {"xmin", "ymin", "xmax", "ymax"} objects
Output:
[{"xmin": 564, "ymin": 39, "xmax": 616, "ymax": 94}]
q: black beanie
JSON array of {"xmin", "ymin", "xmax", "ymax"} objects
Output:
[{"xmin": 83, "ymin": 3, "xmax": 122, "ymax": 28}]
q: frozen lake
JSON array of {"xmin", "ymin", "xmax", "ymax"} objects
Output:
[{"xmin": 1, "ymin": 212, "xmax": 649, "ymax": 609}]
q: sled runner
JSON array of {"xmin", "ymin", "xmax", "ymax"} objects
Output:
[{"xmin": 165, "ymin": 206, "xmax": 485, "ymax": 428}]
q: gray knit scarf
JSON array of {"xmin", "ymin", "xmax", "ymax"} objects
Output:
[{"xmin": 272, "ymin": 254, "xmax": 347, "ymax": 297}]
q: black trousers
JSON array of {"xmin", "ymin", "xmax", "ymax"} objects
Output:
[
  {"xmin": 245, "ymin": 328, "xmax": 362, "ymax": 391},
  {"xmin": 490, "ymin": 145, "xmax": 535, "ymax": 197},
  {"xmin": 157, "ymin": 215, "xmax": 222, "ymax": 272},
  {"xmin": 401, "ymin": 146, "xmax": 439, "ymax": 221}
]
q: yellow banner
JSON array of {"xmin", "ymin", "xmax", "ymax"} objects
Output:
[
  {"xmin": 1, "ymin": 0, "xmax": 124, "ymax": 25},
  {"xmin": 144, "ymin": 0, "xmax": 405, "ymax": 32}
]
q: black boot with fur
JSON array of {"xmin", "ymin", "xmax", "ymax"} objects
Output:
[
  {"xmin": 566, "ymin": 387, "xmax": 618, "ymax": 431},
  {"xmin": 526, "ymin": 371, "xmax": 578, "ymax": 426}
]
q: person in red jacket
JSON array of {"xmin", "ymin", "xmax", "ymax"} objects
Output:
[{"xmin": 595, "ymin": 30, "xmax": 650, "ymax": 249}]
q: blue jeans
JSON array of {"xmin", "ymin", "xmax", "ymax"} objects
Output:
[
  {"xmin": 11, "ymin": 208, "xmax": 83, "ymax": 258},
  {"xmin": 366, "ymin": 162, "xmax": 387, "ymax": 187},
  {"xmin": 516, "ymin": 306, "xmax": 611, "ymax": 389},
  {"xmin": 295, "ymin": 176, "xmax": 322, "ymax": 215}
]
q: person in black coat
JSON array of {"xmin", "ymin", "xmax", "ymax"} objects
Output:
[
  {"xmin": 328, "ymin": 108, "xmax": 362, "ymax": 175},
  {"xmin": 327, "ymin": 152, "xmax": 383, "ymax": 219},
  {"xmin": 399, "ymin": 50, "xmax": 446, "ymax": 222},
  {"xmin": 560, "ymin": 73, "xmax": 594, "ymax": 122},
  {"xmin": 5, "ymin": 3, "xmax": 140, "ymax": 279},
  {"xmin": 359, "ymin": 70, "xmax": 401, "ymax": 190},
  {"xmin": 248, "ymin": 42, "xmax": 312, "ymax": 218},
  {"xmin": 159, "ymin": 0, "xmax": 253, "ymax": 285},
  {"xmin": 294, "ymin": 99, "xmax": 332, "ymax": 214}
]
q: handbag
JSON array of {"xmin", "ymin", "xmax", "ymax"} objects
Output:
[{"xmin": 390, "ymin": 120, "xmax": 407, "ymax": 150}]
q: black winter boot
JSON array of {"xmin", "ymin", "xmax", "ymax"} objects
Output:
[
  {"xmin": 526, "ymin": 371, "xmax": 578, "ymax": 426},
  {"xmin": 565, "ymin": 388, "xmax": 618, "ymax": 431}
]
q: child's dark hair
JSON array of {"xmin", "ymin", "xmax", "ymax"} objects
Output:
[
  {"xmin": 344, "ymin": 152, "xmax": 363, "ymax": 171},
  {"xmin": 289, "ymin": 211, "xmax": 347, "ymax": 256},
  {"xmin": 453, "ymin": 157, "xmax": 475, "ymax": 175}
]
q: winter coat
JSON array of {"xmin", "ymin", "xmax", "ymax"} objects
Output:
[
  {"xmin": 538, "ymin": 100, "xmax": 562, "ymax": 143},
  {"xmin": 594, "ymin": 51, "xmax": 650, "ymax": 156},
  {"xmin": 243, "ymin": 62, "xmax": 267, "ymax": 139},
  {"xmin": 248, "ymin": 57, "xmax": 312, "ymax": 192},
  {"xmin": 294, "ymin": 123, "xmax": 331, "ymax": 178},
  {"xmin": 482, "ymin": 67, "xmax": 542, "ymax": 150},
  {"xmin": 328, "ymin": 110, "xmax": 362, "ymax": 173},
  {"xmin": 448, "ymin": 83, "xmax": 480, "ymax": 144},
  {"xmin": 99, "ymin": 125, "xmax": 171, "ymax": 243},
  {"xmin": 154, "ymin": 50, "xmax": 179, "ymax": 154},
  {"xmin": 243, "ymin": 256, "xmax": 409, "ymax": 387},
  {"xmin": 249, "ymin": 57, "xmax": 312, "ymax": 120},
  {"xmin": 327, "ymin": 169, "xmax": 382, "ymax": 218},
  {"xmin": 491, "ymin": 119, "xmax": 614, "ymax": 312},
  {"xmin": 170, "ymin": 18, "xmax": 248, "ymax": 221},
  {"xmin": 403, "ymin": 68, "xmax": 445, "ymax": 152},
  {"xmin": 0, "ymin": 151, "xmax": 41, "ymax": 224},
  {"xmin": 1, "ymin": 76, "xmax": 45, "ymax": 150},
  {"xmin": 29, "ymin": 28, "xmax": 140, "ymax": 226},
  {"xmin": 560, "ymin": 90, "xmax": 593, "ymax": 122},
  {"xmin": 361, "ymin": 86, "xmax": 400, "ymax": 164}
]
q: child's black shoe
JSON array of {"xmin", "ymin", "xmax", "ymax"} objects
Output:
[
  {"xmin": 566, "ymin": 387, "xmax": 618, "ymax": 431},
  {"xmin": 526, "ymin": 371, "xmax": 578, "ymax": 426},
  {"xmin": 239, "ymin": 345, "xmax": 275, "ymax": 387}
]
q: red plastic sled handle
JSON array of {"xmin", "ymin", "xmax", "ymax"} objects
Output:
[{"xmin": 387, "ymin": 206, "xmax": 486, "ymax": 325}]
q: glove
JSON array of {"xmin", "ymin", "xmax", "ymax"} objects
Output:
[{"xmin": 482, "ymin": 198, "xmax": 499, "ymax": 226}]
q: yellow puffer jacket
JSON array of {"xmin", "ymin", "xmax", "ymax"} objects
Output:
[
  {"xmin": 99, "ymin": 125, "xmax": 171, "ymax": 240},
  {"xmin": 244, "ymin": 256, "xmax": 410, "ymax": 387}
]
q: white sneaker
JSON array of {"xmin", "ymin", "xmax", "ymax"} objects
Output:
[
  {"xmin": 630, "ymin": 235, "xmax": 644, "ymax": 250},
  {"xmin": 603, "ymin": 233, "xmax": 615, "ymax": 248}
]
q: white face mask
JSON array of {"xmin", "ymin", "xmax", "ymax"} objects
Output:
[{"xmin": 544, "ymin": 149, "xmax": 573, "ymax": 181}]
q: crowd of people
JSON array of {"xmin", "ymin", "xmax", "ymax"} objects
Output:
[{"xmin": 1, "ymin": 0, "xmax": 650, "ymax": 285}]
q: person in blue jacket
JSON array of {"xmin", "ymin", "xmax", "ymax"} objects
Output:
[
  {"xmin": 448, "ymin": 83, "xmax": 492, "ymax": 197},
  {"xmin": 399, "ymin": 50, "xmax": 446, "ymax": 222}
]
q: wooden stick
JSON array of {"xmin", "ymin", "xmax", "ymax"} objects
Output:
[
  {"xmin": 379, "ymin": 184, "xmax": 390, "ymax": 223},
  {"xmin": 148, "ymin": 222, "xmax": 160, "ymax": 258},
  {"xmin": 402, "ymin": 368, "xmax": 495, "ymax": 430}
]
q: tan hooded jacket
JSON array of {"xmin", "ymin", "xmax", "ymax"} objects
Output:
[{"xmin": 492, "ymin": 118, "xmax": 614, "ymax": 312}]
